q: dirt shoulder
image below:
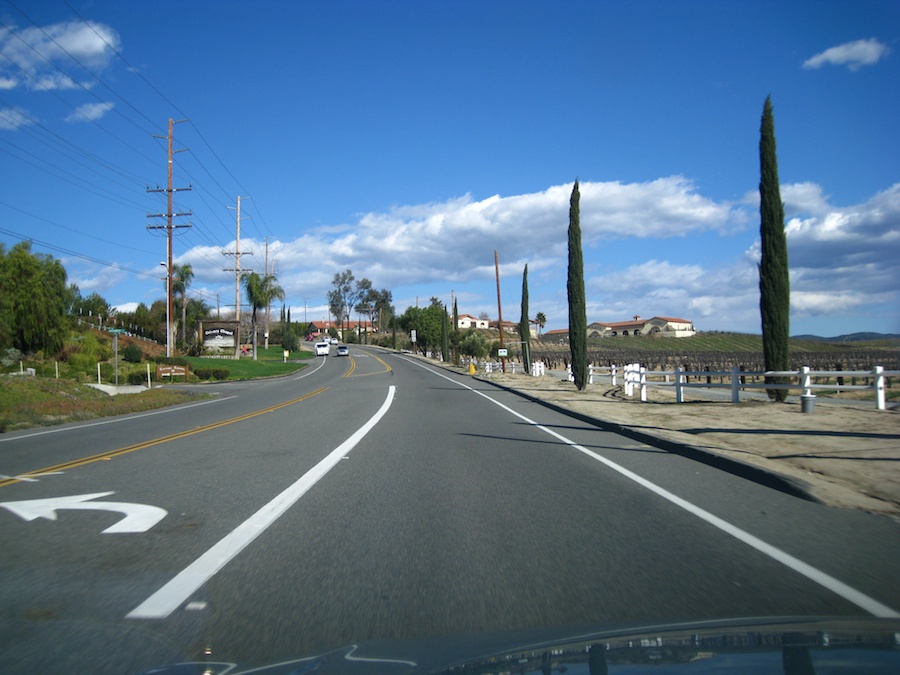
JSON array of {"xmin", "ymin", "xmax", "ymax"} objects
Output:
[{"xmin": 473, "ymin": 370, "xmax": 900, "ymax": 518}]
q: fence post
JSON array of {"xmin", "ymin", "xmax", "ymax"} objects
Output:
[
  {"xmin": 731, "ymin": 366, "xmax": 740, "ymax": 403},
  {"xmin": 567, "ymin": 364, "xmax": 574, "ymax": 382},
  {"xmin": 675, "ymin": 367, "xmax": 684, "ymax": 403},
  {"xmin": 589, "ymin": 364, "xmax": 594, "ymax": 385},
  {"xmin": 611, "ymin": 364, "xmax": 617, "ymax": 386},
  {"xmin": 874, "ymin": 365, "xmax": 886, "ymax": 411},
  {"xmin": 801, "ymin": 366, "xmax": 813, "ymax": 397},
  {"xmin": 640, "ymin": 366, "xmax": 647, "ymax": 402}
]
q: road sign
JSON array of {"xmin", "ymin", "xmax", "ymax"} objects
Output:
[
  {"xmin": 157, "ymin": 364, "xmax": 188, "ymax": 380},
  {"xmin": 1, "ymin": 492, "xmax": 167, "ymax": 534},
  {"xmin": 498, "ymin": 348, "xmax": 508, "ymax": 357}
]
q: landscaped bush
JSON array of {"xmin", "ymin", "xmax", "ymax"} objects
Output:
[
  {"xmin": 154, "ymin": 356, "xmax": 190, "ymax": 366},
  {"xmin": 126, "ymin": 371, "xmax": 146, "ymax": 385},
  {"xmin": 212, "ymin": 368, "xmax": 230, "ymax": 380},
  {"xmin": 193, "ymin": 369, "xmax": 213, "ymax": 380},
  {"xmin": 122, "ymin": 344, "xmax": 143, "ymax": 363}
]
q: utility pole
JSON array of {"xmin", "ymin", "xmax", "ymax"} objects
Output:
[
  {"xmin": 495, "ymin": 250, "xmax": 506, "ymax": 373},
  {"xmin": 147, "ymin": 118, "xmax": 191, "ymax": 358},
  {"xmin": 264, "ymin": 236, "xmax": 270, "ymax": 349},
  {"xmin": 223, "ymin": 195, "xmax": 253, "ymax": 357}
]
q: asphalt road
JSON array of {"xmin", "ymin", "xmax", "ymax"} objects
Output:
[{"xmin": 1, "ymin": 346, "xmax": 899, "ymax": 673}]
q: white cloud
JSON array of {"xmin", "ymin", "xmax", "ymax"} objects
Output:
[
  {"xmin": 65, "ymin": 101, "xmax": 114, "ymax": 123},
  {"xmin": 803, "ymin": 38, "xmax": 890, "ymax": 71},
  {"xmin": 69, "ymin": 263, "xmax": 128, "ymax": 295},
  {"xmin": 290, "ymin": 177, "xmax": 739, "ymax": 288},
  {"xmin": 177, "ymin": 179, "xmax": 897, "ymax": 334},
  {"xmin": 0, "ymin": 106, "xmax": 32, "ymax": 130},
  {"xmin": 0, "ymin": 20, "xmax": 120, "ymax": 90}
]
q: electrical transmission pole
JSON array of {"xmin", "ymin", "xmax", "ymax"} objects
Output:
[
  {"xmin": 223, "ymin": 195, "xmax": 253, "ymax": 357},
  {"xmin": 147, "ymin": 118, "xmax": 191, "ymax": 358}
]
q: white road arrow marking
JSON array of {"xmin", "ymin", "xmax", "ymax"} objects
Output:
[{"xmin": 0, "ymin": 492, "xmax": 167, "ymax": 534}]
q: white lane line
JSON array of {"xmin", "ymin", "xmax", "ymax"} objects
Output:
[
  {"xmin": 127, "ymin": 385, "xmax": 396, "ymax": 620},
  {"xmin": 0, "ymin": 396, "xmax": 237, "ymax": 443},
  {"xmin": 293, "ymin": 354, "xmax": 327, "ymax": 380},
  {"xmin": 403, "ymin": 358, "xmax": 900, "ymax": 619}
]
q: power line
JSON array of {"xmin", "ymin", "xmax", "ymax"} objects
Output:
[
  {"xmin": 0, "ymin": 224, "xmax": 158, "ymax": 279},
  {"xmin": 0, "ymin": 199, "xmax": 158, "ymax": 255}
]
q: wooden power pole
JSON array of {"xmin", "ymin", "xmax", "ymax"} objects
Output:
[{"xmin": 147, "ymin": 118, "xmax": 191, "ymax": 358}]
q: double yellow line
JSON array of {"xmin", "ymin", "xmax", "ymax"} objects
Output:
[
  {"xmin": 342, "ymin": 353, "xmax": 392, "ymax": 378},
  {"xmin": 0, "ymin": 387, "xmax": 328, "ymax": 488}
]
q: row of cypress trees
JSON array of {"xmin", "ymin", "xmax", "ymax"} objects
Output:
[{"xmin": 561, "ymin": 97, "xmax": 790, "ymax": 398}]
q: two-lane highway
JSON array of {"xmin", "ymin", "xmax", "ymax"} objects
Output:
[{"xmin": 1, "ymin": 346, "xmax": 898, "ymax": 673}]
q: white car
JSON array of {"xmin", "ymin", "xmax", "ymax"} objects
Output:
[
  {"xmin": 314, "ymin": 341, "xmax": 330, "ymax": 356},
  {"xmin": 329, "ymin": 337, "xmax": 339, "ymax": 344}
]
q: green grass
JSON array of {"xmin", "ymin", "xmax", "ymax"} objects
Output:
[
  {"xmin": 184, "ymin": 345, "xmax": 313, "ymax": 380},
  {"xmin": 0, "ymin": 377, "xmax": 212, "ymax": 432}
]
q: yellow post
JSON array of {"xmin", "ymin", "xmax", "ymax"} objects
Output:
[{"xmin": 468, "ymin": 363, "xmax": 476, "ymax": 375}]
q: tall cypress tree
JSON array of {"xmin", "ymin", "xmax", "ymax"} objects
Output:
[
  {"xmin": 441, "ymin": 305, "xmax": 450, "ymax": 362},
  {"xmin": 452, "ymin": 297, "xmax": 460, "ymax": 365},
  {"xmin": 567, "ymin": 180, "xmax": 588, "ymax": 390},
  {"xmin": 519, "ymin": 264, "xmax": 532, "ymax": 375},
  {"xmin": 759, "ymin": 96, "xmax": 791, "ymax": 401}
]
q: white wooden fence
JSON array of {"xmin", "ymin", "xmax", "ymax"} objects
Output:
[{"xmin": 618, "ymin": 364, "xmax": 896, "ymax": 410}]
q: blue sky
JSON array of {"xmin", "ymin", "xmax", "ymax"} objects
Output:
[{"xmin": 1, "ymin": 0, "xmax": 897, "ymax": 336}]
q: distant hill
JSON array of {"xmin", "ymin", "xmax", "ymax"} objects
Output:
[{"xmin": 791, "ymin": 332, "xmax": 900, "ymax": 343}]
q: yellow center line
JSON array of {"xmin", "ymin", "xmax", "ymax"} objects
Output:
[
  {"xmin": 0, "ymin": 387, "xmax": 328, "ymax": 488},
  {"xmin": 342, "ymin": 356, "xmax": 357, "ymax": 378},
  {"xmin": 343, "ymin": 353, "xmax": 393, "ymax": 378}
]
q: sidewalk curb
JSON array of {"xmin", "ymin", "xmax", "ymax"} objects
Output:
[{"xmin": 476, "ymin": 375, "xmax": 821, "ymax": 504}]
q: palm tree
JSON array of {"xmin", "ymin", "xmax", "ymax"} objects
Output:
[
  {"xmin": 241, "ymin": 272, "xmax": 284, "ymax": 360},
  {"xmin": 535, "ymin": 312, "xmax": 547, "ymax": 338},
  {"xmin": 171, "ymin": 263, "xmax": 194, "ymax": 346}
]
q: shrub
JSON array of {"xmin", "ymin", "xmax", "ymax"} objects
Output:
[
  {"xmin": 193, "ymin": 369, "xmax": 212, "ymax": 380},
  {"xmin": 281, "ymin": 330, "xmax": 300, "ymax": 353},
  {"xmin": 122, "ymin": 344, "xmax": 143, "ymax": 363},
  {"xmin": 127, "ymin": 371, "xmax": 146, "ymax": 385},
  {"xmin": 155, "ymin": 356, "xmax": 190, "ymax": 366},
  {"xmin": 212, "ymin": 368, "xmax": 230, "ymax": 380}
]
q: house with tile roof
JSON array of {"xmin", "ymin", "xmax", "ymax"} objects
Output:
[{"xmin": 589, "ymin": 315, "xmax": 695, "ymax": 337}]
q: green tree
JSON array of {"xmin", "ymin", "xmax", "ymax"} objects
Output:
[
  {"xmin": 567, "ymin": 180, "xmax": 588, "ymax": 390},
  {"xmin": 519, "ymin": 264, "xmax": 532, "ymax": 374},
  {"xmin": 327, "ymin": 269, "xmax": 363, "ymax": 340},
  {"xmin": 440, "ymin": 305, "xmax": 450, "ymax": 362},
  {"xmin": 397, "ymin": 304, "xmax": 443, "ymax": 356},
  {"xmin": 0, "ymin": 242, "xmax": 69, "ymax": 355},
  {"xmin": 171, "ymin": 263, "xmax": 194, "ymax": 346},
  {"xmin": 758, "ymin": 96, "xmax": 791, "ymax": 401},
  {"xmin": 451, "ymin": 297, "xmax": 460, "ymax": 365},
  {"xmin": 241, "ymin": 272, "xmax": 284, "ymax": 360},
  {"xmin": 72, "ymin": 290, "xmax": 113, "ymax": 324},
  {"xmin": 458, "ymin": 329, "xmax": 488, "ymax": 360},
  {"xmin": 535, "ymin": 312, "xmax": 546, "ymax": 338}
]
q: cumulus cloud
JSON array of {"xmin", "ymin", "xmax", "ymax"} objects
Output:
[
  {"xmin": 0, "ymin": 20, "xmax": 120, "ymax": 90},
  {"xmin": 65, "ymin": 101, "xmax": 114, "ymax": 122},
  {"xmin": 179, "ymin": 178, "xmax": 897, "ymax": 333},
  {"xmin": 803, "ymin": 38, "xmax": 890, "ymax": 71},
  {"xmin": 741, "ymin": 183, "xmax": 900, "ymax": 321},
  {"xmin": 0, "ymin": 106, "xmax": 33, "ymax": 130},
  {"xmin": 290, "ymin": 177, "xmax": 739, "ymax": 288}
]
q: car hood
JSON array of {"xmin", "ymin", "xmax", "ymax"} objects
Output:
[{"xmin": 140, "ymin": 616, "xmax": 900, "ymax": 674}]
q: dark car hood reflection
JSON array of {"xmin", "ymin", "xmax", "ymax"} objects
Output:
[{"xmin": 138, "ymin": 616, "xmax": 900, "ymax": 674}]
